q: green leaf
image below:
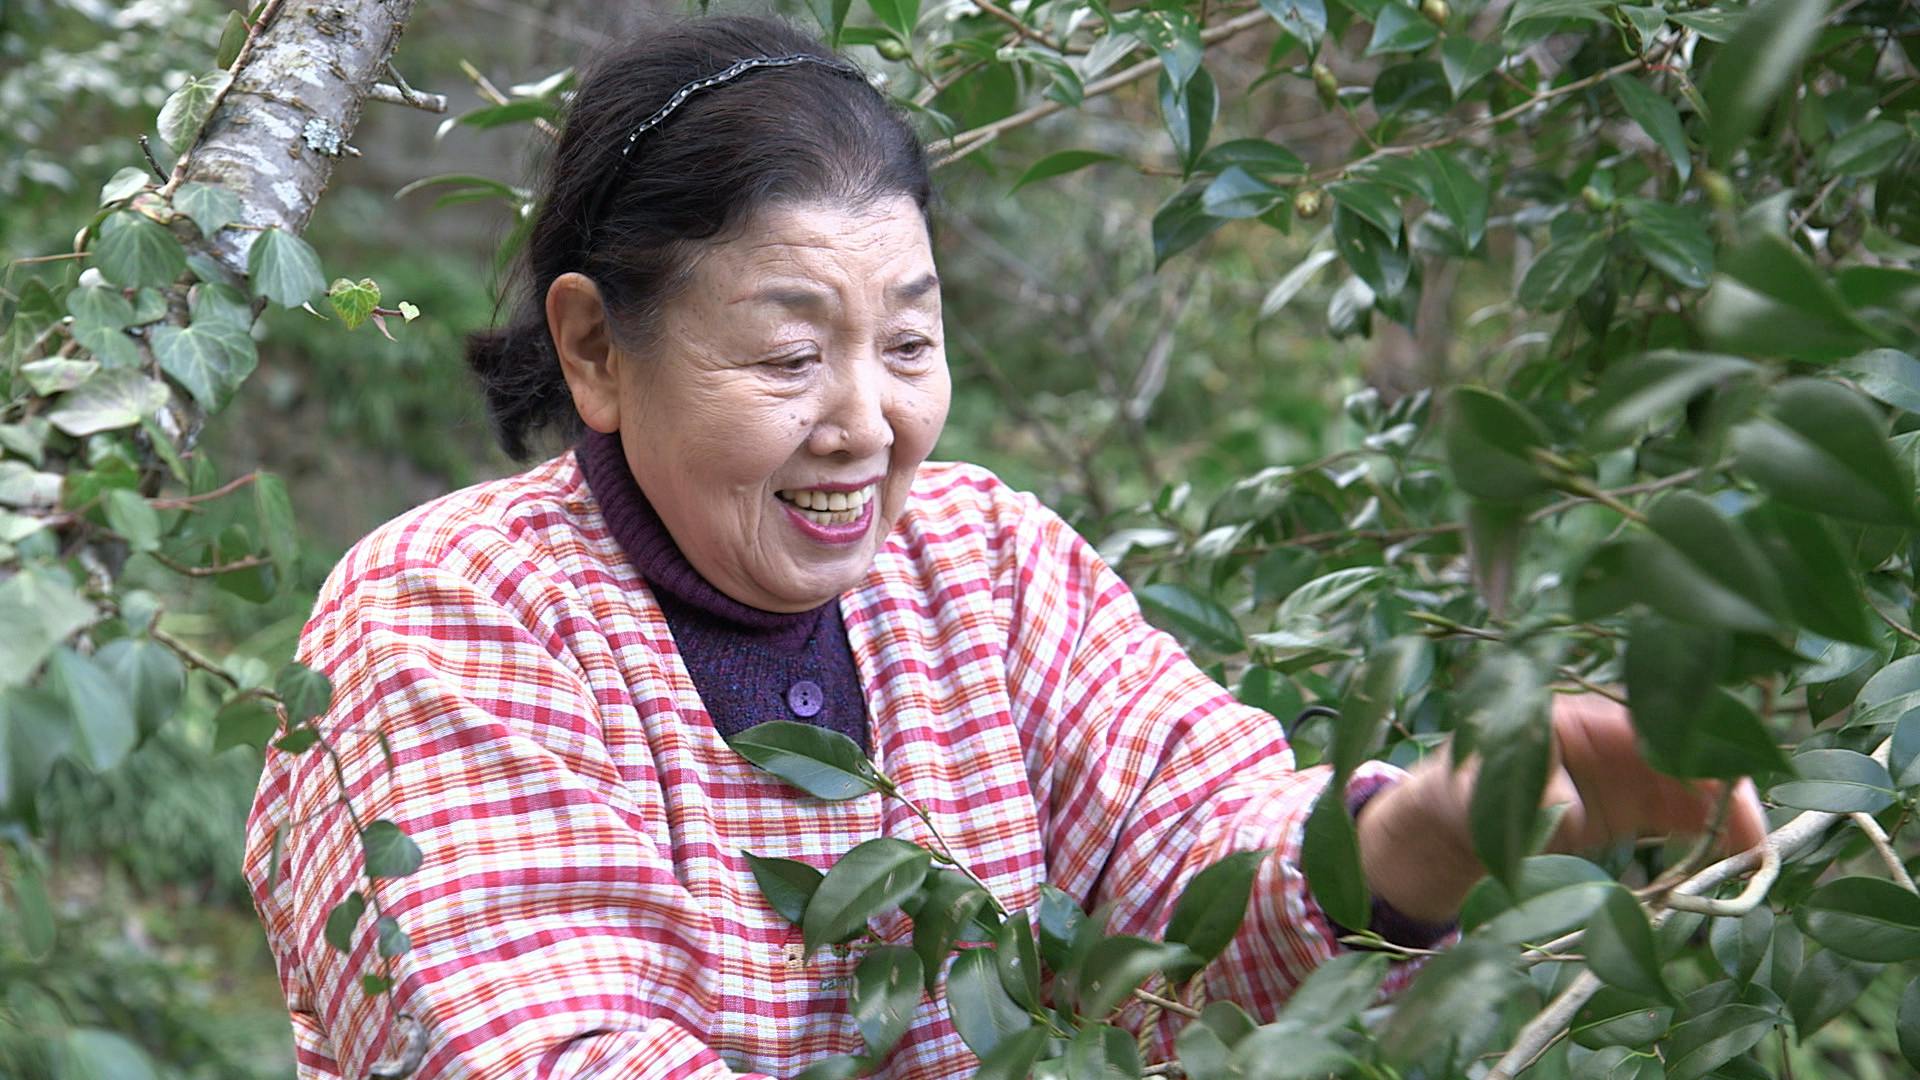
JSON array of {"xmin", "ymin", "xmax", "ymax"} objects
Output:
[
  {"xmin": 274, "ymin": 661, "xmax": 330, "ymax": 727},
  {"xmin": 973, "ymin": 1026, "xmax": 1047, "ymax": 1080},
  {"xmin": 912, "ymin": 869, "xmax": 993, "ymax": 991},
  {"xmin": 1302, "ymin": 783, "xmax": 1370, "ymax": 930},
  {"xmin": 1136, "ymin": 583, "xmax": 1243, "ymax": 653},
  {"xmin": 21, "ymin": 358, "xmax": 100, "ymax": 395},
  {"xmin": 1150, "ymin": 186, "xmax": 1223, "ymax": 268},
  {"xmin": 1841, "ymin": 349, "xmax": 1920, "ymax": 415},
  {"xmin": 1662, "ymin": 1003, "xmax": 1775, "ymax": 1080},
  {"xmin": 95, "ymin": 212, "xmax": 186, "ymax": 289},
  {"xmin": 1163, "ymin": 848, "xmax": 1269, "ymax": 979},
  {"xmin": 1715, "ymin": 233, "xmax": 1872, "ymax": 351},
  {"xmin": 1258, "ymin": 0, "xmax": 1326, "ymax": 50},
  {"xmin": 156, "ymin": 71, "xmax": 230, "ymax": 151},
  {"xmin": 1476, "ymin": 880, "xmax": 1612, "ymax": 946},
  {"xmin": 1444, "ymin": 387, "xmax": 1551, "ymax": 501},
  {"xmin": 327, "ymin": 277, "xmax": 381, "ymax": 331},
  {"xmin": 1077, "ymin": 935, "xmax": 1185, "ymax": 1019},
  {"xmin": 173, "ymin": 181, "xmax": 241, "ymax": 237},
  {"xmin": 1419, "ymin": 149, "xmax": 1486, "ymax": 250},
  {"xmin": 1066, "ymin": 1023, "xmax": 1141, "ymax": 1080},
  {"xmin": 1700, "ymin": 0, "xmax": 1824, "ymax": 165},
  {"xmin": 215, "ymin": 9, "xmax": 248, "ymax": 67},
  {"xmin": 1034, "ymin": 883, "xmax": 1087, "ymax": 972},
  {"xmin": 1519, "ymin": 219, "xmax": 1607, "ymax": 311},
  {"xmin": 252, "ymin": 472, "xmax": 297, "ymax": 593},
  {"xmin": 1585, "ymin": 886, "xmax": 1672, "ymax": 1002},
  {"xmin": 1820, "ymin": 120, "xmax": 1910, "ymax": 178},
  {"xmin": 850, "ymin": 946, "xmax": 922, "ymax": 1058},
  {"xmin": 8, "ymin": 850, "xmax": 56, "ymax": 960},
  {"xmin": 1624, "ymin": 199, "xmax": 1714, "ymax": 289},
  {"xmin": 93, "ymin": 638, "xmax": 185, "ymax": 736},
  {"xmin": 1732, "ymin": 380, "xmax": 1918, "ymax": 527},
  {"xmin": 151, "ymin": 319, "xmax": 258, "ymax": 411},
  {"xmin": 1710, "ymin": 905, "xmax": 1773, "ymax": 985},
  {"xmin": 801, "ymin": 837, "xmax": 928, "ymax": 953},
  {"xmin": 61, "ymin": 1028, "xmax": 157, "ymax": 1080},
  {"xmin": 946, "ymin": 947, "xmax": 1033, "ymax": 1058},
  {"xmin": 1748, "ymin": 502, "xmax": 1877, "ymax": 646},
  {"xmin": 47, "ymin": 648, "xmax": 136, "ymax": 772},
  {"xmin": 361, "ymin": 820, "xmax": 424, "ymax": 879},
  {"xmin": 1570, "ymin": 1045, "xmax": 1665, "ymax": 1080},
  {"xmin": 1440, "ymin": 36, "xmax": 1501, "ymax": 98},
  {"xmin": 1611, "ymin": 76, "xmax": 1692, "ymax": 182},
  {"xmin": 1201, "ymin": 166, "xmax": 1284, "ymax": 220},
  {"xmin": 1506, "ymin": 0, "xmax": 1609, "ymax": 31},
  {"xmin": 1800, "ymin": 876, "xmax": 1920, "ymax": 962},
  {"xmin": 1011, "ymin": 150, "xmax": 1123, "ymax": 193},
  {"xmin": 2, "ymin": 280, "xmax": 63, "ymax": 365},
  {"xmin": 1379, "ymin": 939, "xmax": 1526, "ymax": 1067},
  {"xmin": 1784, "ymin": 947, "xmax": 1881, "ymax": 1039},
  {"xmin": 98, "ymin": 166, "xmax": 149, "ymax": 206},
  {"xmin": 1196, "ymin": 138, "xmax": 1307, "ymax": 177},
  {"xmin": 745, "ymin": 853, "xmax": 823, "ymax": 924},
  {"xmin": 1276, "ymin": 950, "xmax": 1389, "ymax": 1027},
  {"xmin": 1585, "ymin": 350, "xmax": 1756, "ymax": 451},
  {"xmin": 1769, "ymin": 748, "xmax": 1894, "ymax": 813},
  {"xmin": 792, "ymin": 1054, "xmax": 872, "ymax": 1080},
  {"xmin": 1898, "ymin": 977, "xmax": 1920, "ymax": 1071},
  {"xmin": 994, "ymin": 911, "xmax": 1041, "ymax": 1010},
  {"xmin": 212, "ymin": 695, "xmax": 277, "ymax": 752},
  {"xmin": 101, "ymin": 488, "xmax": 161, "ymax": 553},
  {"xmin": 1333, "ymin": 205, "xmax": 1411, "ymax": 301},
  {"xmin": 46, "ymin": 369, "xmax": 171, "ymax": 438},
  {"xmin": 375, "ymin": 915, "xmax": 411, "ymax": 958},
  {"xmin": 324, "ymin": 891, "xmax": 365, "ymax": 953},
  {"xmin": 1159, "ymin": 66, "xmax": 1217, "ymax": 176},
  {"xmin": 1463, "ymin": 653, "xmax": 1552, "ymax": 887},
  {"xmin": 1325, "ymin": 180, "xmax": 1401, "ymax": 240},
  {"xmin": 1231, "ymin": 1020, "xmax": 1355, "ymax": 1079},
  {"xmin": 1632, "ymin": 492, "xmax": 1787, "ymax": 635},
  {"xmin": 246, "ymin": 227, "xmax": 326, "ymax": 308},
  {"xmin": 1851, "ymin": 655, "xmax": 1920, "ymax": 729},
  {"xmin": 1176, "ymin": 1001, "xmax": 1255, "ymax": 1078},
  {"xmin": 727, "ymin": 720, "xmax": 885, "ymax": 800},
  {"xmin": 1366, "ymin": 1, "xmax": 1438, "ymax": 54},
  {"xmin": 867, "ymin": 0, "xmax": 918, "ymax": 37}
]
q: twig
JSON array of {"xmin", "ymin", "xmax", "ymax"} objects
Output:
[
  {"xmin": 1132, "ymin": 987, "xmax": 1202, "ymax": 1020},
  {"xmin": 1788, "ymin": 173, "xmax": 1846, "ymax": 235},
  {"xmin": 161, "ymin": 0, "xmax": 287, "ymax": 197},
  {"xmin": 149, "ymin": 623, "xmax": 239, "ymax": 689},
  {"xmin": 974, "ymin": 0, "xmax": 1066, "ymax": 53},
  {"xmin": 1868, "ymin": 596, "xmax": 1920, "ymax": 645},
  {"xmin": 460, "ymin": 60, "xmax": 560, "ymax": 139},
  {"xmin": 138, "ymin": 135, "xmax": 167, "ymax": 182},
  {"xmin": 150, "ymin": 551, "xmax": 274, "ymax": 578},
  {"xmin": 148, "ymin": 470, "xmax": 259, "ymax": 509},
  {"xmin": 1662, "ymin": 841, "xmax": 1781, "ymax": 916},
  {"xmin": 1553, "ymin": 668, "xmax": 1626, "ymax": 705},
  {"xmin": 1486, "ymin": 972, "xmax": 1596, "ymax": 1080},
  {"xmin": 367, "ymin": 82, "xmax": 448, "ymax": 113},
  {"xmin": 889, "ymin": 781, "xmax": 1010, "ymax": 916},
  {"xmin": 1850, "ymin": 811, "xmax": 1916, "ymax": 893}
]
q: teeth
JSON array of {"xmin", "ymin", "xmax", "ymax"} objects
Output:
[{"xmin": 778, "ymin": 484, "xmax": 875, "ymax": 525}]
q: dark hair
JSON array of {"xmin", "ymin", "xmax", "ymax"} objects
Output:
[{"xmin": 466, "ymin": 15, "xmax": 934, "ymax": 459}]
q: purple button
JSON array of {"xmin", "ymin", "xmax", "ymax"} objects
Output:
[{"xmin": 787, "ymin": 680, "xmax": 824, "ymax": 718}]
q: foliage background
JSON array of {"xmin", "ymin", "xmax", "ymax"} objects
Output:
[{"xmin": 2, "ymin": 0, "xmax": 1918, "ymax": 1077}]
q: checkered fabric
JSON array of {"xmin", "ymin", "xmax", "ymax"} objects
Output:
[{"xmin": 244, "ymin": 456, "xmax": 1408, "ymax": 1079}]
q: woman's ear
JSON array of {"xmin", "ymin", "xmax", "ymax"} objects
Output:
[{"xmin": 547, "ymin": 272, "xmax": 622, "ymax": 434}]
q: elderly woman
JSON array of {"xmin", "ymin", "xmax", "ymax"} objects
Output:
[{"xmin": 243, "ymin": 15, "xmax": 1762, "ymax": 1079}]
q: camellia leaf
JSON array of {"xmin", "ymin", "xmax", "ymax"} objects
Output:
[
  {"xmin": 1819, "ymin": 119, "xmax": 1910, "ymax": 179},
  {"xmin": 1611, "ymin": 75, "xmax": 1692, "ymax": 182},
  {"xmin": 912, "ymin": 868, "xmax": 993, "ymax": 992},
  {"xmin": 1034, "ymin": 882, "xmax": 1087, "ymax": 973},
  {"xmin": 801, "ymin": 837, "xmax": 928, "ymax": 953},
  {"xmin": 1769, "ymin": 748, "xmax": 1895, "ymax": 814},
  {"xmin": 1135, "ymin": 582, "xmax": 1243, "ymax": 654},
  {"xmin": 1799, "ymin": 876, "xmax": 1920, "ymax": 962},
  {"xmin": 1196, "ymin": 138, "xmax": 1307, "ymax": 177},
  {"xmin": 1366, "ymin": 1, "xmax": 1437, "ymax": 54},
  {"xmin": 792, "ymin": 1054, "xmax": 872, "ymax": 1080},
  {"xmin": 156, "ymin": 70, "xmax": 231, "ymax": 151},
  {"xmin": 994, "ymin": 911, "xmax": 1041, "ymax": 1010},
  {"xmin": 1475, "ymin": 880, "xmax": 1613, "ymax": 947},
  {"xmin": 1584, "ymin": 885, "xmax": 1672, "ymax": 1002},
  {"xmin": 1419, "ymin": 148, "xmax": 1486, "ymax": 250},
  {"xmin": 1699, "ymin": 0, "xmax": 1824, "ymax": 165},
  {"xmin": 1066, "ymin": 1023, "xmax": 1141, "ymax": 1080},
  {"xmin": 1159, "ymin": 66, "xmax": 1217, "ymax": 177},
  {"xmin": 173, "ymin": 181, "xmax": 242, "ymax": 238},
  {"xmin": 945, "ymin": 947, "xmax": 1033, "ymax": 1058},
  {"xmin": 1732, "ymin": 379, "xmax": 1919, "ymax": 527},
  {"xmin": 1849, "ymin": 655, "xmax": 1920, "ymax": 730},
  {"xmin": 1623, "ymin": 198, "xmax": 1714, "ymax": 289},
  {"xmin": 95, "ymin": 211, "xmax": 186, "ymax": 289},
  {"xmin": 1440, "ymin": 35, "xmax": 1501, "ymax": 98},
  {"xmin": 151, "ymin": 320, "xmax": 259, "ymax": 411},
  {"xmin": 850, "ymin": 945, "xmax": 922, "ymax": 1059},
  {"xmin": 1011, "ymin": 149, "xmax": 1123, "ymax": 193},
  {"xmin": 1258, "ymin": 0, "xmax": 1326, "ymax": 50},
  {"xmin": 1631, "ymin": 491, "xmax": 1788, "ymax": 635},
  {"xmin": 1784, "ymin": 946, "xmax": 1882, "ymax": 1039},
  {"xmin": 744, "ymin": 853, "xmax": 823, "ymax": 925},
  {"xmin": 361, "ymin": 820, "xmax": 424, "ymax": 879},
  {"xmin": 1747, "ymin": 501, "xmax": 1877, "ymax": 646},
  {"xmin": 1150, "ymin": 185, "xmax": 1223, "ymax": 268},
  {"xmin": 1301, "ymin": 784, "xmax": 1370, "ymax": 932},
  {"xmin": 1162, "ymin": 848, "xmax": 1269, "ymax": 980},
  {"xmin": 1662, "ymin": 1002, "xmax": 1776, "ymax": 1080},
  {"xmin": 1379, "ymin": 939, "xmax": 1526, "ymax": 1067},
  {"xmin": 972, "ymin": 1026, "xmax": 1047, "ymax": 1080},
  {"xmin": 1518, "ymin": 220, "xmax": 1607, "ymax": 312},
  {"xmin": 1898, "ymin": 977, "xmax": 1920, "ymax": 1071},
  {"xmin": 1444, "ymin": 386, "xmax": 1552, "ymax": 501},
  {"xmin": 246, "ymin": 227, "xmax": 326, "ymax": 308},
  {"xmin": 1201, "ymin": 166, "xmax": 1284, "ymax": 220},
  {"xmin": 1276, "ymin": 951, "xmax": 1389, "ymax": 1028},
  {"xmin": 1077, "ymin": 935, "xmax": 1186, "ymax": 1019},
  {"xmin": 1584, "ymin": 350, "xmax": 1756, "ymax": 451},
  {"xmin": 727, "ymin": 720, "xmax": 885, "ymax": 800},
  {"xmin": 1842, "ymin": 349, "xmax": 1920, "ymax": 415},
  {"xmin": 1464, "ymin": 653, "xmax": 1552, "ymax": 888}
]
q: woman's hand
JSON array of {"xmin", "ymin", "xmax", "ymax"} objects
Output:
[{"xmin": 1352, "ymin": 693, "xmax": 1769, "ymax": 925}]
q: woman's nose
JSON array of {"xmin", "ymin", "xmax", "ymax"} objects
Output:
[{"xmin": 808, "ymin": 354, "xmax": 891, "ymax": 458}]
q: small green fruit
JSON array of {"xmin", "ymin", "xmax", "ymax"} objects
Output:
[
  {"xmin": 1580, "ymin": 185, "xmax": 1612, "ymax": 213},
  {"xmin": 1294, "ymin": 188, "xmax": 1325, "ymax": 219},
  {"xmin": 876, "ymin": 38, "xmax": 910, "ymax": 61},
  {"xmin": 1700, "ymin": 169, "xmax": 1736, "ymax": 211},
  {"xmin": 1421, "ymin": 0, "xmax": 1450, "ymax": 27},
  {"xmin": 1312, "ymin": 64, "xmax": 1340, "ymax": 109}
]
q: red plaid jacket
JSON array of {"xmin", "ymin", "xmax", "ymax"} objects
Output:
[{"xmin": 244, "ymin": 456, "xmax": 1403, "ymax": 1079}]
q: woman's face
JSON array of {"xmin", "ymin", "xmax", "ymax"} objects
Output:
[{"xmin": 603, "ymin": 197, "xmax": 950, "ymax": 612}]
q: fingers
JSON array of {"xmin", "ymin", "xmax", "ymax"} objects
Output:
[{"xmin": 1722, "ymin": 778, "xmax": 1768, "ymax": 854}]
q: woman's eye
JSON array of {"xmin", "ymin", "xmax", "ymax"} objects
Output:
[
  {"xmin": 768, "ymin": 353, "xmax": 817, "ymax": 374},
  {"xmin": 891, "ymin": 338, "xmax": 932, "ymax": 365}
]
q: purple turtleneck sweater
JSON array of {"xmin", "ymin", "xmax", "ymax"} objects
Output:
[{"xmin": 576, "ymin": 431, "xmax": 870, "ymax": 753}]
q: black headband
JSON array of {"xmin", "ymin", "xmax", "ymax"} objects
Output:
[{"xmin": 583, "ymin": 53, "xmax": 868, "ymax": 234}]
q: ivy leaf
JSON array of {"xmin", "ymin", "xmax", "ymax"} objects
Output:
[
  {"xmin": 324, "ymin": 891, "xmax": 365, "ymax": 953},
  {"xmin": 246, "ymin": 227, "xmax": 326, "ymax": 308},
  {"xmin": 851, "ymin": 946, "xmax": 922, "ymax": 1059},
  {"xmin": 47, "ymin": 648, "xmax": 136, "ymax": 772},
  {"xmin": 1732, "ymin": 379, "xmax": 1919, "ymax": 527},
  {"xmin": 328, "ymin": 277, "xmax": 381, "ymax": 330},
  {"xmin": 212, "ymin": 696, "xmax": 278, "ymax": 752},
  {"xmin": 1162, "ymin": 848, "xmax": 1269, "ymax": 980},
  {"xmin": 1700, "ymin": 0, "xmax": 1824, "ymax": 165},
  {"xmin": 361, "ymin": 820, "xmax": 424, "ymax": 879},
  {"xmin": 98, "ymin": 166, "xmax": 150, "ymax": 206},
  {"xmin": 801, "ymin": 837, "xmax": 927, "ymax": 953},
  {"xmin": 102, "ymin": 488, "xmax": 160, "ymax": 552},
  {"xmin": 1611, "ymin": 76, "xmax": 1692, "ymax": 182},
  {"xmin": 1799, "ymin": 876, "xmax": 1920, "ymax": 962},
  {"xmin": 727, "ymin": 720, "xmax": 884, "ymax": 800},
  {"xmin": 274, "ymin": 661, "xmax": 331, "ymax": 728},
  {"xmin": 174, "ymin": 181, "xmax": 242, "ymax": 237},
  {"xmin": 152, "ymin": 320, "xmax": 258, "ymax": 411},
  {"xmin": 156, "ymin": 71, "xmax": 231, "ymax": 152},
  {"xmin": 95, "ymin": 212, "xmax": 186, "ymax": 289},
  {"xmin": 374, "ymin": 915, "xmax": 411, "ymax": 959},
  {"xmin": 46, "ymin": 369, "xmax": 171, "ymax": 437},
  {"xmin": 744, "ymin": 852, "xmax": 823, "ymax": 925},
  {"xmin": 946, "ymin": 947, "xmax": 1033, "ymax": 1058},
  {"xmin": 93, "ymin": 637, "xmax": 185, "ymax": 736},
  {"xmin": 21, "ymin": 358, "xmax": 99, "ymax": 396}
]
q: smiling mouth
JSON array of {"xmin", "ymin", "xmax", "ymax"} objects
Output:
[{"xmin": 775, "ymin": 484, "xmax": 876, "ymax": 526}]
